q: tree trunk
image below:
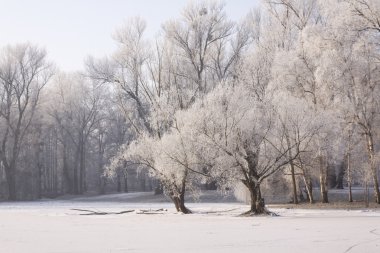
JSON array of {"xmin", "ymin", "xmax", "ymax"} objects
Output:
[
  {"xmin": 335, "ymin": 162, "xmax": 344, "ymax": 189},
  {"xmin": 99, "ymin": 176, "xmax": 106, "ymax": 195},
  {"xmin": 173, "ymin": 196, "xmax": 191, "ymax": 214},
  {"xmin": 290, "ymin": 162, "xmax": 298, "ymax": 204},
  {"xmin": 348, "ymin": 183, "xmax": 353, "ymax": 203},
  {"xmin": 123, "ymin": 170, "xmax": 128, "ymax": 193},
  {"xmin": 347, "ymin": 153, "xmax": 353, "ymax": 202},
  {"xmin": 170, "ymin": 192, "xmax": 191, "ymax": 214},
  {"xmin": 168, "ymin": 171, "xmax": 191, "ymax": 214},
  {"xmin": 4, "ymin": 166, "xmax": 17, "ymax": 201},
  {"xmin": 299, "ymin": 162, "xmax": 314, "ymax": 204},
  {"xmin": 73, "ymin": 147, "xmax": 79, "ymax": 194},
  {"xmin": 319, "ymin": 156, "xmax": 328, "ymax": 203},
  {"xmin": 243, "ymin": 181, "xmax": 268, "ymax": 215},
  {"xmin": 97, "ymin": 140, "xmax": 105, "ymax": 194},
  {"xmin": 307, "ymin": 179, "xmax": 314, "ymax": 204},
  {"xmin": 79, "ymin": 140, "xmax": 86, "ymax": 194},
  {"xmin": 37, "ymin": 162, "xmax": 42, "ymax": 199},
  {"xmin": 62, "ymin": 144, "xmax": 72, "ymax": 194},
  {"xmin": 254, "ymin": 186, "xmax": 266, "ymax": 214},
  {"xmin": 298, "ymin": 182, "xmax": 305, "ymax": 202},
  {"xmin": 286, "ymin": 134, "xmax": 298, "ymax": 204},
  {"xmin": 302, "ymin": 172, "xmax": 314, "ymax": 203},
  {"xmin": 371, "ymin": 165, "xmax": 380, "ymax": 204},
  {"xmin": 117, "ymin": 174, "xmax": 122, "ymax": 193},
  {"xmin": 366, "ymin": 134, "xmax": 380, "ymax": 204},
  {"xmin": 365, "ymin": 181, "xmax": 369, "ymax": 208}
]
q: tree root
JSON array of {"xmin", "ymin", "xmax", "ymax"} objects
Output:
[
  {"xmin": 180, "ymin": 208, "xmax": 192, "ymax": 214},
  {"xmin": 238, "ymin": 208, "xmax": 279, "ymax": 217}
]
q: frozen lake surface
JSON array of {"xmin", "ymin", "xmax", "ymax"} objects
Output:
[{"xmin": 0, "ymin": 192, "xmax": 380, "ymax": 253}]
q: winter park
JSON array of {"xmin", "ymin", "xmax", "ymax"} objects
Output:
[{"xmin": 1, "ymin": 0, "xmax": 380, "ymax": 252}]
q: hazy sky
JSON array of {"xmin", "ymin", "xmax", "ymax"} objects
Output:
[{"xmin": 0, "ymin": 0, "xmax": 259, "ymax": 72}]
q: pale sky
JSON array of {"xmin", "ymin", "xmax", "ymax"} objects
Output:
[{"xmin": 0, "ymin": 0, "xmax": 259, "ymax": 72}]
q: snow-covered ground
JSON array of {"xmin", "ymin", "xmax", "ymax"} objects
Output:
[{"xmin": 0, "ymin": 192, "xmax": 380, "ymax": 253}]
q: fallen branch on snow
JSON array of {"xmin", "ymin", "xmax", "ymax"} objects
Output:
[
  {"xmin": 197, "ymin": 208, "xmax": 240, "ymax": 214},
  {"xmin": 136, "ymin": 208, "xmax": 168, "ymax": 214},
  {"xmin": 71, "ymin": 208, "xmax": 135, "ymax": 215}
]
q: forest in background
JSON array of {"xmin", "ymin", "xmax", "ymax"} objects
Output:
[{"xmin": 0, "ymin": 0, "xmax": 379, "ymax": 215}]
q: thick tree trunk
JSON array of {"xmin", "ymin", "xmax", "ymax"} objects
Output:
[
  {"xmin": 248, "ymin": 185, "xmax": 257, "ymax": 212},
  {"xmin": 253, "ymin": 186, "xmax": 267, "ymax": 214},
  {"xmin": 170, "ymin": 192, "xmax": 191, "ymax": 214},
  {"xmin": 172, "ymin": 196, "xmax": 191, "ymax": 214},
  {"xmin": 243, "ymin": 181, "xmax": 269, "ymax": 215},
  {"xmin": 168, "ymin": 171, "xmax": 191, "ymax": 214},
  {"xmin": 242, "ymin": 149, "xmax": 270, "ymax": 215}
]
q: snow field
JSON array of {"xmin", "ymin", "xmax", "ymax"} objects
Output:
[{"xmin": 0, "ymin": 201, "xmax": 379, "ymax": 253}]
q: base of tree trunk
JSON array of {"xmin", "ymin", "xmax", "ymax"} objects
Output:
[
  {"xmin": 239, "ymin": 208, "xmax": 278, "ymax": 217},
  {"xmin": 240, "ymin": 199, "xmax": 278, "ymax": 217},
  {"xmin": 321, "ymin": 191, "xmax": 329, "ymax": 203},
  {"xmin": 178, "ymin": 207, "xmax": 192, "ymax": 214},
  {"xmin": 172, "ymin": 196, "xmax": 192, "ymax": 214},
  {"xmin": 174, "ymin": 202, "xmax": 192, "ymax": 214}
]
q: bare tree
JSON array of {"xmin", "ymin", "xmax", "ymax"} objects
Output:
[
  {"xmin": 87, "ymin": 17, "xmax": 153, "ymax": 136},
  {"xmin": 163, "ymin": 1, "xmax": 234, "ymax": 95},
  {"xmin": 49, "ymin": 73, "xmax": 103, "ymax": 194},
  {"xmin": 0, "ymin": 43, "xmax": 53, "ymax": 200}
]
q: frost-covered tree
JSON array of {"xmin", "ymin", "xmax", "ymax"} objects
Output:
[
  {"xmin": 179, "ymin": 84, "xmax": 313, "ymax": 215},
  {"xmin": 312, "ymin": 0, "xmax": 380, "ymax": 203},
  {"xmin": 87, "ymin": 17, "xmax": 153, "ymax": 136},
  {"xmin": 271, "ymin": 91, "xmax": 324, "ymax": 204},
  {"xmin": 100, "ymin": 1, "xmax": 251, "ymax": 202},
  {"xmin": 163, "ymin": 1, "xmax": 235, "ymax": 94},
  {"xmin": 48, "ymin": 73, "xmax": 106, "ymax": 194},
  {"xmin": 107, "ymin": 121, "xmax": 204, "ymax": 213},
  {"xmin": 269, "ymin": 17, "xmax": 341, "ymax": 203},
  {"xmin": 0, "ymin": 43, "xmax": 53, "ymax": 200}
]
